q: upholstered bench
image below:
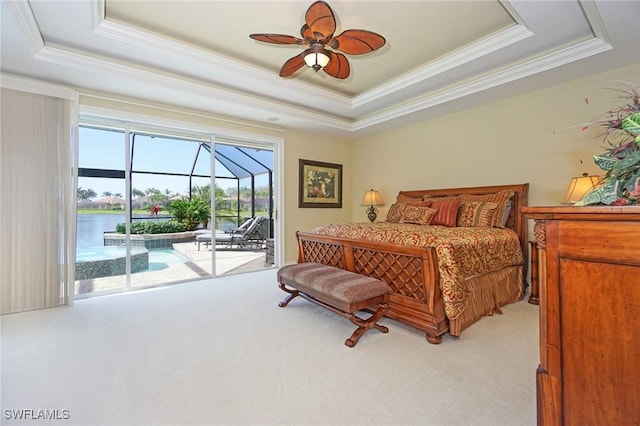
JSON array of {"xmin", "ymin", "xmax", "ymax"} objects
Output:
[{"xmin": 277, "ymin": 263, "xmax": 391, "ymax": 347}]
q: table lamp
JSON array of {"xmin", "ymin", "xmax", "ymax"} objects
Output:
[{"xmin": 361, "ymin": 189, "xmax": 384, "ymax": 222}]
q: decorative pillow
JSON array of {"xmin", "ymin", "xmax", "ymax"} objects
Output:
[
  {"xmin": 422, "ymin": 195, "xmax": 461, "ymax": 203},
  {"xmin": 386, "ymin": 202, "xmax": 406, "ymax": 223},
  {"xmin": 459, "ymin": 190, "xmax": 514, "ymax": 228},
  {"xmin": 386, "ymin": 200, "xmax": 431, "ymax": 223},
  {"xmin": 501, "ymin": 199, "xmax": 512, "ymax": 227},
  {"xmin": 397, "ymin": 194, "xmax": 423, "ymax": 203},
  {"xmin": 430, "ymin": 199, "xmax": 461, "ymax": 227},
  {"xmin": 399, "ymin": 206, "xmax": 438, "ymax": 226},
  {"xmin": 406, "ymin": 200, "xmax": 431, "ymax": 207},
  {"xmin": 457, "ymin": 201, "xmax": 498, "ymax": 227}
]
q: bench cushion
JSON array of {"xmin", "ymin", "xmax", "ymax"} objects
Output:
[{"xmin": 277, "ymin": 263, "xmax": 390, "ymax": 304}]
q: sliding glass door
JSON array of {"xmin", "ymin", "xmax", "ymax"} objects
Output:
[{"xmin": 74, "ymin": 123, "xmax": 277, "ymax": 298}]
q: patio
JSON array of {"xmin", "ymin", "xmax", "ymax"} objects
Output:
[{"xmin": 75, "ymin": 241, "xmax": 271, "ymax": 296}]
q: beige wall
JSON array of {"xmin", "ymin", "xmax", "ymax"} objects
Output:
[
  {"xmin": 350, "ymin": 63, "xmax": 640, "ymax": 222},
  {"xmin": 280, "ymin": 129, "xmax": 352, "ymax": 261}
]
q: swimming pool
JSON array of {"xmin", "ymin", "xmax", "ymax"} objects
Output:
[
  {"xmin": 76, "ymin": 246, "xmax": 149, "ymax": 280},
  {"xmin": 76, "ymin": 246, "xmax": 191, "ymax": 281}
]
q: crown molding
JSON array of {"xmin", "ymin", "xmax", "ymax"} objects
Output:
[
  {"xmin": 352, "ymin": 23, "xmax": 533, "ymax": 109},
  {"xmin": 90, "ymin": 0, "xmax": 105, "ymax": 30},
  {"xmin": 34, "ymin": 43, "xmax": 354, "ymax": 131},
  {"xmin": 5, "ymin": 0, "xmax": 622, "ymax": 136},
  {"xmin": 5, "ymin": 0, "xmax": 44, "ymax": 55},
  {"xmin": 580, "ymin": 0, "xmax": 610, "ymax": 43},
  {"xmin": 353, "ymin": 36, "xmax": 612, "ymax": 132},
  {"xmin": 1, "ymin": 72, "xmax": 77, "ymax": 100}
]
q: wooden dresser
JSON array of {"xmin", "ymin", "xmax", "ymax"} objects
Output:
[{"xmin": 522, "ymin": 206, "xmax": 640, "ymax": 425}]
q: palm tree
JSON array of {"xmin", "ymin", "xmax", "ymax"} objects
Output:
[
  {"xmin": 77, "ymin": 187, "xmax": 97, "ymax": 202},
  {"xmin": 102, "ymin": 191, "xmax": 113, "ymax": 198},
  {"xmin": 114, "ymin": 192, "xmax": 123, "ymax": 198},
  {"xmin": 132, "ymin": 188, "xmax": 145, "ymax": 199}
]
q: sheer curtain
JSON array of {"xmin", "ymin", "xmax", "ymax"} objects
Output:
[{"xmin": 1, "ymin": 86, "xmax": 76, "ymax": 314}]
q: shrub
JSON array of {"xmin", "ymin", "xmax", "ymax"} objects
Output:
[
  {"xmin": 116, "ymin": 220, "xmax": 186, "ymax": 234},
  {"xmin": 169, "ymin": 198, "xmax": 210, "ymax": 231}
]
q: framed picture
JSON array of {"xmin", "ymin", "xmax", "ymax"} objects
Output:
[{"xmin": 299, "ymin": 159, "xmax": 343, "ymax": 208}]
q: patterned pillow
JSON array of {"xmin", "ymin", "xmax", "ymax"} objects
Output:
[
  {"xmin": 386, "ymin": 202, "xmax": 406, "ymax": 223},
  {"xmin": 386, "ymin": 200, "xmax": 431, "ymax": 223},
  {"xmin": 399, "ymin": 206, "xmax": 438, "ymax": 225},
  {"xmin": 457, "ymin": 201, "xmax": 498, "ymax": 227},
  {"xmin": 397, "ymin": 194, "xmax": 423, "ymax": 203},
  {"xmin": 459, "ymin": 190, "xmax": 514, "ymax": 228},
  {"xmin": 430, "ymin": 199, "xmax": 461, "ymax": 227},
  {"xmin": 422, "ymin": 195, "xmax": 461, "ymax": 203}
]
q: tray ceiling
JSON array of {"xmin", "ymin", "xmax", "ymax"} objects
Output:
[{"xmin": 2, "ymin": 1, "xmax": 639, "ymax": 136}]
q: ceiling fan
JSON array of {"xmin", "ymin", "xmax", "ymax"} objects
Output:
[{"xmin": 249, "ymin": 1, "xmax": 386, "ymax": 80}]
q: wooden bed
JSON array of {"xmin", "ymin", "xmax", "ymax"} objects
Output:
[{"xmin": 295, "ymin": 183, "xmax": 529, "ymax": 344}]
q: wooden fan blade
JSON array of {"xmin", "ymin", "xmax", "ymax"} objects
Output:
[
  {"xmin": 323, "ymin": 52, "xmax": 350, "ymax": 79},
  {"xmin": 302, "ymin": 1, "xmax": 336, "ymax": 41},
  {"xmin": 250, "ymin": 34, "xmax": 303, "ymax": 45},
  {"xmin": 279, "ymin": 54, "xmax": 306, "ymax": 77},
  {"xmin": 328, "ymin": 30, "xmax": 386, "ymax": 54}
]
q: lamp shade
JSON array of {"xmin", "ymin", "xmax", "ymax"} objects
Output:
[
  {"xmin": 361, "ymin": 189, "xmax": 384, "ymax": 206},
  {"xmin": 303, "ymin": 51, "xmax": 330, "ymax": 69},
  {"xmin": 302, "ymin": 43, "xmax": 331, "ymax": 72},
  {"xmin": 562, "ymin": 173, "xmax": 602, "ymax": 204}
]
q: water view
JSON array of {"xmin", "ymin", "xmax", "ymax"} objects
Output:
[{"xmin": 76, "ymin": 214, "xmax": 241, "ymax": 248}]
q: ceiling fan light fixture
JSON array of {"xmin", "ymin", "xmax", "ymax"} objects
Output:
[
  {"xmin": 250, "ymin": 1, "xmax": 385, "ymax": 79},
  {"xmin": 302, "ymin": 43, "xmax": 331, "ymax": 72}
]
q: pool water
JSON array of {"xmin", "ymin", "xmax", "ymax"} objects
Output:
[
  {"xmin": 76, "ymin": 246, "xmax": 147, "ymax": 262},
  {"xmin": 75, "ymin": 246, "xmax": 189, "ymax": 278}
]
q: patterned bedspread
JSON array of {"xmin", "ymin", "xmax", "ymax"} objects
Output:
[{"xmin": 311, "ymin": 222, "xmax": 524, "ymax": 319}]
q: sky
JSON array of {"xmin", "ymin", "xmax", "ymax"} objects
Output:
[{"xmin": 79, "ymin": 127, "xmax": 270, "ymax": 199}]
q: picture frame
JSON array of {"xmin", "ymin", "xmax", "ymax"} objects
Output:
[{"xmin": 299, "ymin": 159, "xmax": 343, "ymax": 208}]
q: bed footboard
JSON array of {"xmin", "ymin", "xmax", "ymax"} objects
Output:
[{"xmin": 296, "ymin": 231, "xmax": 448, "ymax": 344}]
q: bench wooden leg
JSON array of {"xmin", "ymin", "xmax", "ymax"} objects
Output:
[
  {"xmin": 277, "ymin": 282, "xmax": 299, "ymax": 307},
  {"xmin": 279, "ymin": 282, "xmax": 389, "ymax": 347},
  {"xmin": 345, "ymin": 304, "xmax": 389, "ymax": 347}
]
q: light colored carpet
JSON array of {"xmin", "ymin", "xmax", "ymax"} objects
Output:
[{"xmin": 1, "ymin": 269, "xmax": 539, "ymax": 425}]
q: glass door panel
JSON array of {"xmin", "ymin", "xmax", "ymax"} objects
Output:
[
  {"xmin": 129, "ymin": 135, "xmax": 212, "ymax": 287},
  {"xmin": 75, "ymin": 127, "xmax": 128, "ymax": 296}
]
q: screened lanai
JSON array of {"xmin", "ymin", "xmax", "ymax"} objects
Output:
[
  {"xmin": 76, "ymin": 125, "xmax": 276, "ymax": 295},
  {"xmin": 79, "ymin": 127, "xmax": 274, "ymax": 237}
]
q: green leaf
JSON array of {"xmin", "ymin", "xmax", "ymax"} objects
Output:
[
  {"xmin": 609, "ymin": 150, "xmax": 640, "ymax": 178},
  {"xmin": 577, "ymin": 179, "xmax": 620, "ymax": 205},
  {"xmin": 621, "ymin": 112, "xmax": 640, "ymax": 136},
  {"xmin": 593, "ymin": 154, "xmax": 618, "ymax": 171}
]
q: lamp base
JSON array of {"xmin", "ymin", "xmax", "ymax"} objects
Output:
[{"xmin": 366, "ymin": 206, "xmax": 377, "ymax": 222}]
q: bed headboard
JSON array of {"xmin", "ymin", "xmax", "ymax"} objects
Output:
[{"xmin": 397, "ymin": 183, "xmax": 530, "ymax": 279}]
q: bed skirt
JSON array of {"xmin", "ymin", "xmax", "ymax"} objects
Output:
[{"xmin": 448, "ymin": 265, "xmax": 524, "ymax": 336}]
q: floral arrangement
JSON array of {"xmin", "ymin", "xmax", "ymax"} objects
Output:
[{"xmin": 577, "ymin": 81, "xmax": 640, "ymax": 205}]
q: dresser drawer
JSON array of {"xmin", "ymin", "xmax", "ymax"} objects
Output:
[{"xmin": 557, "ymin": 220, "xmax": 640, "ymax": 265}]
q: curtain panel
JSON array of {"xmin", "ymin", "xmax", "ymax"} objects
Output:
[{"xmin": 1, "ymin": 88, "xmax": 75, "ymax": 314}]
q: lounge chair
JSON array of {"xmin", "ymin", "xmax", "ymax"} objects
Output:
[
  {"xmin": 225, "ymin": 217, "xmax": 256, "ymax": 235},
  {"xmin": 196, "ymin": 216, "xmax": 266, "ymax": 250},
  {"xmin": 192, "ymin": 217, "xmax": 254, "ymax": 244}
]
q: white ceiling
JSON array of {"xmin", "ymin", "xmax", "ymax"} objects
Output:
[{"xmin": 2, "ymin": 1, "xmax": 639, "ymax": 137}]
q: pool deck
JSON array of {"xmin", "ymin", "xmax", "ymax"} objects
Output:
[{"xmin": 75, "ymin": 241, "xmax": 271, "ymax": 296}]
